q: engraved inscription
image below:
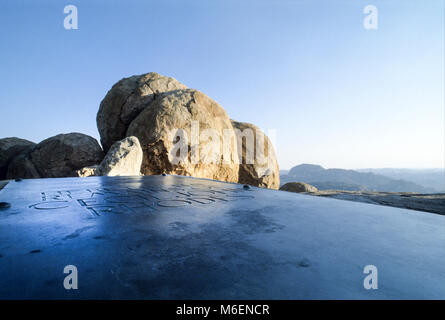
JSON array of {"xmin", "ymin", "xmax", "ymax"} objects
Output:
[{"xmin": 28, "ymin": 181, "xmax": 254, "ymax": 216}]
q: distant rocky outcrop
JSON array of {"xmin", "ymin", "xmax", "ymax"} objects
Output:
[
  {"xmin": 0, "ymin": 137, "xmax": 35, "ymax": 180},
  {"xmin": 279, "ymin": 179, "xmax": 444, "ymax": 214},
  {"xmin": 357, "ymin": 168, "xmax": 445, "ymax": 193},
  {"xmin": 77, "ymin": 136, "xmax": 143, "ymax": 177},
  {"xmin": 6, "ymin": 133, "xmax": 104, "ymax": 179},
  {"xmin": 281, "ymin": 164, "xmax": 433, "ymax": 193},
  {"xmin": 96, "ymin": 72, "xmax": 279, "ymax": 189},
  {"xmin": 310, "ymin": 190, "xmax": 445, "ymax": 215},
  {"xmin": 280, "ymin": 182, "xmax": 318, "ymax": 193}
]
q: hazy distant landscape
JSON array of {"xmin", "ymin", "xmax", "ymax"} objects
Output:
[{"xmin": 280, "ymin": 164, "xmax": 445, "ymax": 193}]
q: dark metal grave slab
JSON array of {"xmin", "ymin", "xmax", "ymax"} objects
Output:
[{"xmin": 0, "ymin": 175, "xmax": 444, "ymax": 299}]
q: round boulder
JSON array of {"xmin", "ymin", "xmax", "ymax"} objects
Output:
[
  {"xmin": 97, "ymin": 72, "xmax": 187, "ymax": 152},
  {"xmin": 280, "ymin": 182, "xmax": 318, "ymax": 193},
  {"xmin": 126, "ymin": 89, "xmax": 239, "ymax": 182}
]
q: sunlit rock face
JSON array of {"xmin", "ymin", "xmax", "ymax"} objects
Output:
[
  {"xmin": 96, "ymin": 72, "xmax": 280, "ymax": 189},
  {"xmin": 126, "ymin": 88, "xmax": 240, "ymax": 183},
  {"xmin": 97, "ymin": 72, "xmax": 187, "ymax": 153},
  {"xmin": 231, "ymin": 120, "xmax": 280, "ymax": 190},
  {"xmin": 77, "ymin": 136, "xmax": 143, "ymax": 177}
]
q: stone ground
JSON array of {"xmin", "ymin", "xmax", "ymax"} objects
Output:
[
  {"xmin": 1, "ymin": 178, "xmax": 443, "ymax": 215},
  {"xmin": 309, "ymin": 190, "xmax": 445, "ymax": 215}
]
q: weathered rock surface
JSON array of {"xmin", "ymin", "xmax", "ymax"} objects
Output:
[
  {"xmin": 309, "ymin": 190, "xmax": 445, "ymax": 215},
  {"xmin": 98, "ymin": 136, "xmax": 143, "ymax": 176},
  {"xmin": 76, "ymin": 165, "xmax": 99, "ymax": 178},
  {"xmin": 78, "ymin": 136, "xmax": 143, "ymax": 177},
  {"xmin": 6, "ymin": 133, "xmax": 104, "ymax": 179},
  {"xmin": 279, "ymin": 181, "xmax": 444, "ymax": 214},
  {"xmin": 97, "ymin": 72, "xmax": 187, "ymax": 152},
  {"xmin": 6, "ymin": 151, "xmax": 40, "ymax": 179},
  {"xmin": 0, "ymin": 137, "xmax": 35, "ymax": 179},
  {"xmin": 96, "ymin": 72, "xmax": 280, "ymax": 189},
  {"xmin": 280, "ymin": 182, "xmax": 318, "ymax": 193},
  {"xmin": 126, "ymin": 89, "xmax": 239, "ymax": 182},
  {"xmin": 231, "ymin": 120, "xmax": 279, "ymax": 189}
]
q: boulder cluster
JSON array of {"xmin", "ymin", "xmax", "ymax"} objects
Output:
[
  {"xmin": 1, "ymin": 72, "xmax": 279, "ymax": 189},
  {"xmin": 1, "ymin": 134, "xmax": 104, "ymax": 179}
]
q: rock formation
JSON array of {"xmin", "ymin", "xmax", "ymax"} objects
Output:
[
  {"xmin": 76, "ymin": 165, "xmax": 99, "ymax": 178},
  {"xmin": 0, "ymin": 137, "xmax": 35, "ymax": 180},
  {"xmin": 231, "ymin": 120, "xmax": 279, "ymax": 189},
  {"xmin": 77, "ymin": 136, "xmax": 143, "ymax": 177},
  {"xmin": 6, "ymin": 133, "xmax": 103, "ymax": 179},
  {"xmin": 280, "ymin": 182, "xmax": 318, "ymax": 193},
  {"xmin": 126, "ymin": 88, "xmax": 240, "ymax": 183},
  {"xmin": 309, "ymin": 190, "xmax": 445, "ymax": 215},
  {"xmin": 97, "ymin": 72, "xmax": 187, "ymax": 152},
  {"xmin": 96, "ymin": 72, "xmax": 280, "ymax": 189},
  {"xmin": 1, "ymin": 72, "xmax": 279, "ymax": 189},
  {"xmin": 281, "ymin": 164, "xmax": 432, "ymax": 193}
]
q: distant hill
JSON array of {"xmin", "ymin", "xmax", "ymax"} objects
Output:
[
  {"xmin": 280, "ymin": 164, "xmax": 437, "ymax": 193},
  {"xmin": 356, "ymin": 168, "xmax": 445, "ymax": 192}
]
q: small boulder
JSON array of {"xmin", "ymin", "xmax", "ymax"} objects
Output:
[
  {"xmin": 76, "ymin": 165, "xmax": 99, "ymax": 178},
  {"xmin": 280, "ymin": 182, "xmax": 318, "ymax": 193},
  {"xmin": 77, "ymin": 136, "xmax": 143, "ymax": 177},
  {"xmin": 102, "ymin": 136, "xmax": 143, "ymax": 176},
  {"xmin": 0, "ymin": 137, "xmax": 35, "ymax": 179}
]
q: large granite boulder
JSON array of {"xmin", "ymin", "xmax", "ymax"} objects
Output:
[
  {"xmin": 97, "ymin": 72, "xmax": 187, "ymax": 152},
  {"xmin": 6, "ymin": 133, "xmax": 104, "ymax": 179},
  {"xmin": 96, "ymin": 72, "xmax": 280, "ymax": 188},
  {"xmin": 126, "ymin": 89, "xmax": 239, "ymax": 182},
  {"xmin": 0, "ymin": 137, "xmax": 35, "ymax": 179},
  {"xmin": 231, "ymin": 120, "xmax": 280, "ymax": 189},
  {"xmin": 280, "ymin": 182, "xmax": 319, "ymax": 193},
  {"xmin": 77, "ymin": 136, "xmax": 143, "ymax": 177}
]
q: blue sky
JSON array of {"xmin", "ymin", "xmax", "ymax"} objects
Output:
[{"xmin": 0, "ymin": 0, "xmax": 443, "ymax": 169}]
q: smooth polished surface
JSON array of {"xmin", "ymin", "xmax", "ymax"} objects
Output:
[{"xmin": 0, "ymin": 175, "xmax": 444, "ymax": 299}]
